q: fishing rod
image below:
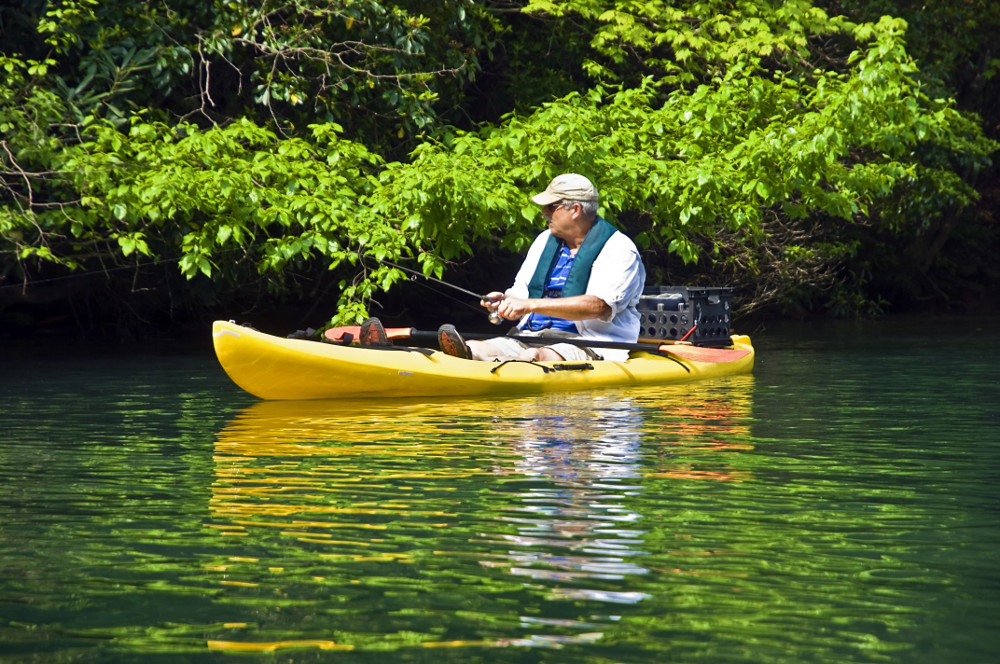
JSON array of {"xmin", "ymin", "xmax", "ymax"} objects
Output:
[{"xmin": 377, "ymin": 259, "xmax": 502, "ymax": 324}]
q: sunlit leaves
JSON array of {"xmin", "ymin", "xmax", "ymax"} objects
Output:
[
  {"xmin": 526, "ymin": 0, "xmax": 849, "ymax": 87},
  {"xmin": 1, "ymin": 0, "xmax": 997, "ymax": 326},
  {"xmin": 51, "ymin": 118, "xmax": 394, "ymax": 321}
]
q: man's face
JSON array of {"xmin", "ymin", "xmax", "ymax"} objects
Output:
[{"xmin": 541, "ymin": 201, "xmax": 578, "ymax": 240}]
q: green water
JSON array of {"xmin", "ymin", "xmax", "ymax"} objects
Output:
[{"xmin": 2, "ymin": 317, "xmax": 998, "ymax": 663}]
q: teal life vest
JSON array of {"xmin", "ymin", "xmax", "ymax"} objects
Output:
[{"xmin": 527, "ymin": 217, "xmax": 618, "ymax": 298}]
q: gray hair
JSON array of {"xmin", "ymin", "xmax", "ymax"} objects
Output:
[{"xmin": 560, "ymin": 198, "xmax": 598, "ymax": 218}]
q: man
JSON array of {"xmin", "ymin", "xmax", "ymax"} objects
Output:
[{"xmin": 437, "ymin": 173, "xmax": 646, "ymax": 362}]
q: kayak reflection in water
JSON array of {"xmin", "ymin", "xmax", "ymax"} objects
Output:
[{"xmin": 440, "ymin": 173, "xmax": 647, "ymax": 363}]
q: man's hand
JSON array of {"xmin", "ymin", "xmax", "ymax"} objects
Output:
[
  {"xmin": 480, "ymin": 292, "xmax": 504, "ymax": 313},
  {"xmin": 495, "ymin": 296, "xmax": 531, "ymax": 320}
]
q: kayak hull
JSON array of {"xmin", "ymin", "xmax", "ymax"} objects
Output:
[{"xmin": 212, "ymin": 320, "xmax": 755, "ymax": 400}]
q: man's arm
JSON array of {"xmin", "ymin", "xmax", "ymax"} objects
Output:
[{"xmin": 496, "ymin": 294, "xmax": 611, "ymax": 322}]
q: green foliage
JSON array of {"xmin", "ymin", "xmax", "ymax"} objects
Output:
[
  {"xmin": 1, "ymin": 0, "xmax": 998, "ymax": 333},
  {"xmin": 516, "ymin": 2, "xmax": 998, "ymax": 315},
  {"xmin": 4, "ymin": 1, "xmax": 499, "ymax": 150},
  {"xmin": 395, "ymin": 11, "xmax": 993, "ymax": 315},
  {"xmin": 54, "ymin": 119, "xmax": 400, "ymax": 323},
  {"xmin": 524, "ymin": 0, "xmax": 851, "ymax": 88},
  {"xmin": 195, "ymin": 0, "xmax": 500, "ymax": 143}
]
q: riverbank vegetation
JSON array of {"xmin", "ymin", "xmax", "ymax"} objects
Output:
[{"xmin": 2, "ymin": 0, "xmax": 997, "ymax": 338}]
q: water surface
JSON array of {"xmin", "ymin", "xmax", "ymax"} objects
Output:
[{"xmin": 1, "ymin": 318, "xmax": 998, "ymax": 662}]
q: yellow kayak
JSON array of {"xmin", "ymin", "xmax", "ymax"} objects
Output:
[{"xmin": 212, "ymin": 320, "xmax": 755, "ymax": 400}]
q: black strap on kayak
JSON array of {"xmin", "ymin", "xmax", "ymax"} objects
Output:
[
  {"xmin": 664, "ymin": 354, "xmax": 690, "ymax": 372},
  {"xmin": 351, "ymin": 345, "xmax": 435, "ymax": 355},
  {"xmin": 490, "ymin": 360, "xmax": 594, "ymax": 374},
  {"xmin": 552, "ymin": 363, "xmax": 595, "ymax": 372}
]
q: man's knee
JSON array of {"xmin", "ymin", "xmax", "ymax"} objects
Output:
[
  {"xmin": 516, "ymin": 346, "xmax": 563, "ymax": 362},
  {"xmin": 466, "ymin": 339, "xmax": 493, "ymax": 361}
]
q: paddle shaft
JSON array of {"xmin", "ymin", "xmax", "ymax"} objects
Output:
[
  {"xmin": 323, "ymin": 325, "xmax": 747, "ymax": 364},
  {"xmin": 400, "ymin": 329, "xmax": 673, "ymax": 354},
  {"xmin": 328, "ymin": 325, "xmax": 678, "ymax": 353},
  {"xmin": 401, "ymin": 329, "xmax": 747, "ymax": 365}
]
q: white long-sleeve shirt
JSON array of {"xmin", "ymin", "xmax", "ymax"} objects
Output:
[{"xmin": 505, "ymin": 229, "xmax": 647, "ymax": 361}]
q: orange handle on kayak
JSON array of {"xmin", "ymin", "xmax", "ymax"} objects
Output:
[{"xmin": 323, "ymin": 325, "xmax": 416, "ymax": 342}]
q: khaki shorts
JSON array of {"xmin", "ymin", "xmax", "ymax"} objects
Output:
[{"xmin": 485, "ymin": 330, "xmax": 603, "ymax": 361}]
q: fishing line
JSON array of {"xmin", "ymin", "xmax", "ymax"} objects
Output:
[
  {"xmin": 375, "ymin": 258, "xmax": 489, "ymax": 300},
  {"xmin": 373, "ymin": 258, "xmax": 502, "ymax": 323},
  {"xmin": 3, "ymin": 251, "xmax": 496, "ymax": 321},
  {"xmin": 0, "ymin": 243, "xmax": 262, "ymax": 293},
  {"xmin": 405, "ymin": 278, "xmax": 483, "ymax": 315},
  {"xmin": 0, "ymin": 255, "xmax": 181, "ymax": 292}
]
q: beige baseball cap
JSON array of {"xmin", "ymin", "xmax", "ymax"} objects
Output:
[{"xmin": 530, "ymin": 173, "xmax": 598, "ymax": 205}]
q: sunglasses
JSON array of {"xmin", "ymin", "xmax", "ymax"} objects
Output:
[{"xmin": 543, "ymin": 201, "xmax": 564, "ymax": 213}]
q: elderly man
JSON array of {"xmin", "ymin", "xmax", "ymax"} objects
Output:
[{"xmin": 437, "ymin": 173, "xmax": 646, "ymax": 362}]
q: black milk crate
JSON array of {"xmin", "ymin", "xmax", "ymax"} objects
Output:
[{"xmin": 638, "ymin": 286, "xmax": 734, "ymax": 347}]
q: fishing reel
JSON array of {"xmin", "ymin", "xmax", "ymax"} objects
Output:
[{"xmin": 484, "ymin": 294, "xmax": 504, "ymax": 325}]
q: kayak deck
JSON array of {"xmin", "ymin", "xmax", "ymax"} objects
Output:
[{"xmin": 212, "ymin": 320, "xmax": 755, "ymax": 400}]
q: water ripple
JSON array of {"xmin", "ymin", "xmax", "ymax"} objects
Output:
[{"xmin": 2, "ymin": 326, "xmax": 999, "ymax": 662}]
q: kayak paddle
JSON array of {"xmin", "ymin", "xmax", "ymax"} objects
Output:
[{"xmin": 323, "ymin": 326, "xmax": 750, "ymax": 363}]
